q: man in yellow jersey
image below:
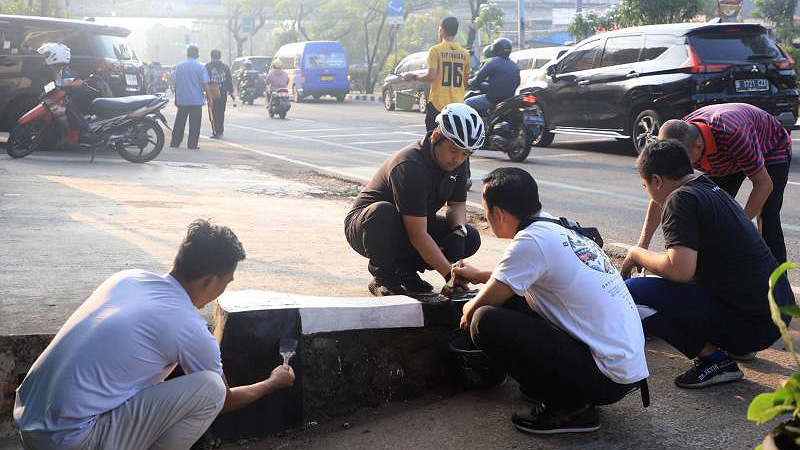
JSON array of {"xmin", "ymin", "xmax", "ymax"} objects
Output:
[{"xmin": 405, "ymin": 16, "xmax": 471, "ymax": 131}]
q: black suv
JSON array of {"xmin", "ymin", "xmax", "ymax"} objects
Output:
[
  {"xmin": 531, "ymin": 23, "xmax": 798, "ymax": 153},
  {"xmin": 0, "ymin": 15, "xmax": 145, "ymax": 130}
]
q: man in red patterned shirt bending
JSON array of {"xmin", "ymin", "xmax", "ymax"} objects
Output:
[{"xmin": 635, "ymin": 103, "xmax": 792, "ymax": 265}]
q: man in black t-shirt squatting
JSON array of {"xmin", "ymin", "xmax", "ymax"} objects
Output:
[
  {"xmin": 344, "ymin": 104, "xmax": 485, "ymax": 296},
  {"xmin": 622, "ymin": 139, "xmax": 793, "ymax": 389}
]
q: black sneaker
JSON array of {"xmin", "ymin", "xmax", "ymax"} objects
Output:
[
  {"xmin": 512, "ymin": 404, "xmax": 600, "ymax": 435},
  {"xmin": 397, "ymin": 270, "xmax": 433, "ymax": 294},
  {"xmin": 674, "ymin": 357, "xmax": 743, "ymax": 389},
  {"xmin": 368, "ymin": 276, "xmax": 407, "ymax": 297}
]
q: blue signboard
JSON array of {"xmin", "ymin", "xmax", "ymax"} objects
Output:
[{"xmin": 387, "ymin": 0, "xmax": 404, "ymax": 25}]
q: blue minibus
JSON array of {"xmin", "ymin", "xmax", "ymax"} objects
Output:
[{"xmin": 272, "ymin": 41, "xmax": 350, "ymax": 102}]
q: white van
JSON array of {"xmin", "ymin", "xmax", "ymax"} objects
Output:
[{"xmin": 511, "ymin": 46, "xmax": 569, "ymax": 92}]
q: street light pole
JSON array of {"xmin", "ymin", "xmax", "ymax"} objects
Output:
[{"xmin": 517, "ymin": 0, "xmax": 525, "ymax": 49}]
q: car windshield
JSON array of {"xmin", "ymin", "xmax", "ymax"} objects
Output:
[
  {"xmin": 95, "ymin": 35, "xmax": 136, "ymax": 61},
  {"xmin": 305, "ymin": 52, "xmax": 347, "ymax": 69},
  {"xmin": 689, "ymin": 32, "xmax": 781, "ymax": 63},
  {"xmin": 248, "ymin": 57, "xmax": 272, "ymax": 72}
]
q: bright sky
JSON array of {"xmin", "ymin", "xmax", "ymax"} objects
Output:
[{"xmin": 93, "ymin": 17, "xmax": 193, "ymax": 55}]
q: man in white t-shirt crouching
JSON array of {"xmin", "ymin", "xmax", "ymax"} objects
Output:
[
  {"xmin": 455, "ymin": 167, "xmax": 649, "ymax": 434},
  {"xmin": 14, "ymin": 219, "xmax": 295, "ymax": 450}
]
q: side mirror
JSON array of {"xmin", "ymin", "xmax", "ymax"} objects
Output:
[
  {"xmin": 792, "ymin": 38, "xmax": 800, "ymax": 49},
  {"xmin": 546, "ymin": 64, "xmax": 557, "ymax": 78}
]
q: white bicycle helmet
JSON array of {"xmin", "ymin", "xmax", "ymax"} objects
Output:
[
  {"xmin": 435, "ymin": 103, "xmax": 485, "ymax": 152},
  {"xmin": 37, "ymin": 43, "xmax": 71, "ymax": 66}
]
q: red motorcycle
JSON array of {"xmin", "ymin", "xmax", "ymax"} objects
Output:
[{"xmin": 7, "ymin": 75, "xmax": 170, "ymax": 163}]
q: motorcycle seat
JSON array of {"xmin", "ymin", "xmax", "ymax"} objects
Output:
[{"xmin": 92, "ymin": 95, "xmax": 158, "ymax": 116}]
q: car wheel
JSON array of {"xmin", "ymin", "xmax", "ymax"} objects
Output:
[
  {"xmin": 631, "ymin": 109, "xmax": 661, "ymax": 155},
  {"xmin": 293, "ymin": 87, "xmax": 304, "ymax": 103},
  {"xmin": 530, "ymin": 105, "xmax": 554, "ymax": 148},
  {"xmin": 383, "ymin": 89, "xmax": 395, "ymax": 111},
  {"xmin": 335, "ymin": 93, "xmax": 346, "ymax": 102},
  {"xmin": 417, "ymin": 91, "xmax": 427, "ymax": 113}
]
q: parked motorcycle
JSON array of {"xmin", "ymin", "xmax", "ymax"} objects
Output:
[
  {"xmin": 7, "ymin": 75, "xmax": 169, "ymax": 163},
  {"xmin": 268, "ymin": 88, "xmax": 291, "ymax": 119},
  {"xmin": 464, "ymin": 84, "xmax": 543, "ymax": 162}
]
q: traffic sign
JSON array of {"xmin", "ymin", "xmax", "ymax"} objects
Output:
[
  {"xmin": 387, "ymin": 0, "xmax": 404, "ymax": 25},
  {"xmin": 241, "ymin": 16, "xmax": 255, "ymax": 34}
]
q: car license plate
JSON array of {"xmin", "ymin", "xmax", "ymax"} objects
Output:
[
  {"xmin": 523, "ymin": 112, "xmax": 544, "ymax": 126},
  {"xmin": 321, "ymin": 75, "xmax": 334, "ymax": 81},
  {"xmin": 735, "ymin": 79, "xmax": 768, "ymax": 93},
  {"xmin": 125, "ymin": 74, "xmax": 138, "ymax": 86}
]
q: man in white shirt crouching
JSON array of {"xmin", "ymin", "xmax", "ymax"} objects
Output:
[
  {"xmin": 455, "ymin": 167, "xmax": 649, "ymax": 434},
  {"xmin": 14, "ymin": 219, "xmax": 295, "ymax": 450}
]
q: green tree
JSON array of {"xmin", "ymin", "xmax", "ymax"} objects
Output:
[
  {"xmin": 225, "ymin": 0, "xmax": 273, "ymax": 57},
  {"xmin": 615, "ymin": 0, "xmax": 703, "ymax": 27},
  {"xmin": 0, "ymin": 0, "xmax": 63, "ymax": 16},
  {"xmin": 754, "ymin": 0, "xmax": 798, "ymax": 45},
  {"xmin": 473, "ymin": 2, "xmax": 504, "ymax": 42},
  {"xmin": 310, "ymin": 0, "xmax": 437, "ymax": 94},
  {"xmin": 567, "ymin": 9, "xmax": 619, "ymax": 42},
  {"xmin": 273, "ymin": 0, "xmax": 323, "ymax": 41}
]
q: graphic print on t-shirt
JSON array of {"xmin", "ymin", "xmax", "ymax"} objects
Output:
[{"xmin": 566, "ymin": 232, "xmax": 616, "ymax": 274}]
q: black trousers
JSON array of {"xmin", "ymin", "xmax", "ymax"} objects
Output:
[
  {"xmin": 209, "ymin": 90, "xmax": 228, "ymax": 135},
  {"xmin": 425, "ymin": 102, "xmax": 440, "ymax": 132},
  {"xmin": 344, "ymin": 201, "xmax": 480, "ymax": 277},
  {"xmin": 625, "ymin": 277, "xmax": 782, "ymax": 358},
  {"xmin": 171, "ymin": 105, "xmax": 202, "ymax": 149},
  {"xmin": 470, "ymin": 297, "xmax": 637, "ymax": 408},
  {"xmin": 710, "ymin": 161, "xmax": 790, "ymax": 263}
]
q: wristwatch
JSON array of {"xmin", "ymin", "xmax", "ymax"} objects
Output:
[{"xmin": 452, "ymin": 224, "xmax": 467, "ymax": 237}]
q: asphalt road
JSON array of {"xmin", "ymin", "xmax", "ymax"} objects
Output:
[{"xmin": 210, "ymin": 97, "xmax": 800, "ymax": 268}]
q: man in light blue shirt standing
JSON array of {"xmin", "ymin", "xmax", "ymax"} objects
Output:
[{"xmin": 171, "ymin": 45, "xmax": 209, "ymax": 150}]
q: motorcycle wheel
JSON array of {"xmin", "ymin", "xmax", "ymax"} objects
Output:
[
  {"xmin": 115, "ymin": 118, "xmax": 164, "ymax": 163},
  {"xmin": 506, "ymin": 124, "xmax": 533, "ymax": 163},
  {"xmin": 279, "ymin": 111, "xmax": 286, "ymax": 119},
  {"xmin": 7, "ymin": 120, "xmax": 48, "ymax": 158}
]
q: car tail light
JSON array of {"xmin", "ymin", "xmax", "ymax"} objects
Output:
[
  {"xmin": 775, "ymin": 54, "xmax": 795, "ymax": 70},
  {"xmin": 520, "ymin": 94, "xmax": 538, "ymax": 105},
  {"xmin": 680, "ymin": 46, "xmax": 732, "ymax": 73}
]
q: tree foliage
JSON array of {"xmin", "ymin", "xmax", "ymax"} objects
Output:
[
  {"xmin": 753, "ymin": 0, "xmax": 798, "ymax": 45},
  {"xmin": 473, "ymin": 2, "xmax": 504, "ymax": 41},
  {"xmin": 225, "ymin": 0, "xmax": 273, "ymax": 57},
  {"xmin": 614, "ymin": 0, "xmax": 704, "ymax": 27},
  {"xmin": 568, "ymin": 10, "xmax": 619, "ymax": 42}
]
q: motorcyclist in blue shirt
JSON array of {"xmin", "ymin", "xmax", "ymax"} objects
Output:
[{"xmin": 465, "ymin": 38, "xmax": 520, "ymax": 113}]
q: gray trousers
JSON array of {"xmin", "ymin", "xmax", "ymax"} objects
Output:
[{"xmin": 21, "ymin": 371, "xmax": 226, "ymax": 450}]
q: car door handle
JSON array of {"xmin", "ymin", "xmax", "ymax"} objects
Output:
[
  {"xmin": 625, "ymin": 71, "xmax": 639, "ymax": 78},
  {"xmin": 577, "ymin": 80, "xmax": 590, "ymax": 86}
]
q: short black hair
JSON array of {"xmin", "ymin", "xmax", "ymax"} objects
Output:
[
  {"xmin": 441, "ymin": 17, "xmax": 459, "ymax": 37},
  {"xmin": 637, "ymin": 139, "xmax": 694, "ymax": 181},
  {"xmin": 482, "ymin": 167, "xmax": 542, "ymax": 220},
  {"xmin": 172, "ymin": 219, "xmax": 246, "ymax": 281},
  {"xmin": 187, "ymin": 45, "xmax": 199, "ymax": 59},
  {"xmin": 659, "ymin": 119, "xmax": 701, "ymax": 152},
  {"xmin": 210, "ymin": 49, "xmax": 221, "ymax": 60}
]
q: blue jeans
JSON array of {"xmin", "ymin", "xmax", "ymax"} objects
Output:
[
  {"xmin": 465, "ymin": 94, "xmax": 494, "ymax": 112},
  {"xmin": 625, "ymin": 277, "xmax": 781, "ymax": 358}
]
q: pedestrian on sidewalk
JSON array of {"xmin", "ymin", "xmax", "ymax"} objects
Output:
[
  {"xmin": 405, "ymin": 16, "xmax": 471, "ymax": 132},
  {"xmin": 171, "ymin": 45, "xmax": 209, "ymax": 149},
  {"xmin": 635, "ymin": 103, "xmax": 792, "ymax": 264},
  {"xmin": 14, "ymin": 219, "xmax": 295, "ymax": 450},
  {"xmin": 456, "ymin": 167, "xmax": 649, "ymax": 434},
  {"xmin": 206, "ymin": 49, "xmax": 235, "ymax": 138},
  {"xmin": 344, "ymin": 104, "xmax": 484, "ymax": 296},
  {"xmin": 622, "ymin": 139, "xmax": 793, "ymax": 389}
]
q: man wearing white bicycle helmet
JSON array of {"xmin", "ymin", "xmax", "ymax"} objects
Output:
[
  {"xmin": 345, "ymin": 103, "xmax": 484, "ymax": 296},
  {"xmin": 37, "ymin": 42, "xmax": 74, "ymax": 85}
]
